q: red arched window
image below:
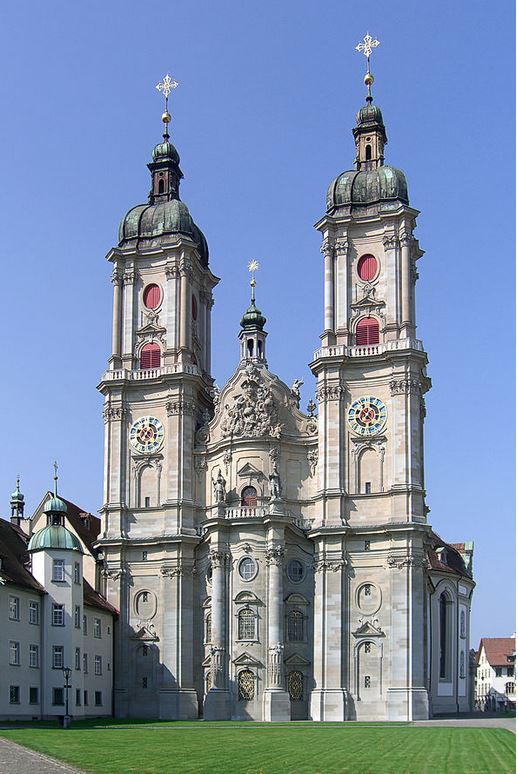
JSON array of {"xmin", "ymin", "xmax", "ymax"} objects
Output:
[
  {"xmin": 356, "ymin": 318, "xmax": 379, "ymax": 346},
  {"xmin": 357, "ymin": 254, "xmax": 378, "ymax": 282},
  {"xmin": 140, "ymin": 342, "xmax": 161, "ymax": 370},
  {"xmin": 143, "ymin": 284, "xmax": 161, "ymax": 309},
  {"xmin": 241, "ymin": 486, "xmax": 257, "ymax": 507}
]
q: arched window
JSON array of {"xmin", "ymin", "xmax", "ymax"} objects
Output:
[
  {"xmin": 287, "ymin": 671, "xmax": 303, "ymax": 701},
  {"xmin": 238, "ymin": 608, "xmax": 256, "ymax": 640},
  {"xmin": 158, "ymin": 179, "xmax": 165, "ymax": 194},
  {"xmin": 439, "ymin": 592, "xmax": 451, "ymax": 680},
  {"xmin": 356, "ymin": 317, "xmax": 379, "ymax": 346},
  {"xmin": 357, "ymin": 254, "xmax": 378, "ymax": 281},
  {"xmin": 365, "ymin": 144, "xmax": 372, "ymax": 160},
  {"xmin": 241, "ymin": 486, "xmax": 257, "ymax": 507},
  {"xmin": 238, "ymin": 669, "xmax": 255, "ymax": 700},
  {"xmin": 205, "ymin": 671, "xmax": 212, "ymax": 693},
  {"xmin": 205, "ymin": 612, "xmax": 212, "ymax": 643},
  {"xmin": 287, "ymin": 609, "xmax": 304, "ymax": 642},
  {"xmin": 140, "ymin": 342, "xmax": 161, "ymax": 370}
]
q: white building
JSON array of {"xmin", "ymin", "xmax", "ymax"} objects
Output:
[
  {"xmin": 95, "ymin": 56, "xmax": 476, "ymax": 721},
  {"xmin": 475, "ymin": 637, "xmax": 516, "ymax": 711},
  {"xmin": 0, "ymin": 479, "xmax": 116, "ymax": 720}
]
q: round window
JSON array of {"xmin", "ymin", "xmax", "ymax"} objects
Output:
[
  {"xmin": 357, "ymin": 254, "xmax": 378, "ymax": 282},
  {"xmin": 287, "ymin": 559, "xmax": 305, "ymax": 583},
  {"xmin": 143, "ymin": 283, "xmax": 161, "ymax": 309},
  {"xmin": 238, "ymin": 557, "xmax": 257, "ymax": 582}
]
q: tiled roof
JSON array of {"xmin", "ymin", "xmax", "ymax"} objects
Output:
[
  {"xmin": 426, "ymin": 533, "xmax": 472, "ymax": 579},
  {"xmin": 0, "ymin": 518, "xmax": 44, "ymax": 593},
  {"xmin": 478, "ymin": 637, "xmax": 516, "ymax": 667},
  {"xmin": 57, "ymin": 496, "xmax": 100, "ymax": 551},
  {"xmin": 83, "ymin": 578, "xmax": 118, "ymax": 616}
]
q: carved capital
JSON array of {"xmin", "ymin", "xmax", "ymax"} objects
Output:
[
  {"xmin": 382, "ymin": 233, "xmax": 399, "ymax": 250},
  {"xmin": 160, "ymin": 563, "xmax": 190, "ymax": 579},
  {"xmin": 307, "ymin": 448, "xmax": 318, "ymax": 476},
  {"xmin": 209, "ymin": 550, "xmax": 229, "ymax": 569},
  {"xmin": 399, "ymin": 230, "xmax": 414, "ymax": 248},
  {"xmin": 316, "ymin": 384, "xmax": 344, "ymax": 403},
  {"xmin": 166, "ymin": 399, "xmax": 197, "ymax": 416},
  {"xmin": 334, "ymin": 238, "xmax": 348, "ymax": 256},
  {"xmin": 103, "ymin": 406, "xmax": 127, "ymax": 423},
  {"xmin": 387, "ymin": 554, "xmax": 427, "ymax": 570},
  {"xmin": 320, "ymin": 238, "xmax": 333, "ymax": 258},
  {"xmin": 111, "ymin": 270, "xmax": 123, "ymax": 287},
  {"xmin": 165, "ymin": 264, "xmax": 179, "ymax": 280},
  {"xmin": 265, "ymin": 545, "xmax": 285, "ymax": 566},
  {"xmin": 123, "ymin": 270, "xmax": 138, "ymax": 285},
  {"xmin": 313, "ymin": 558, "xmax": 345, "ymax": 573},
  {"xmin": 389, "ymin": 378, "xmax": 422, "ymax": 396}
]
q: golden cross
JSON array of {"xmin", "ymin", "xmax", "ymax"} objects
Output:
[{"xmin": 156, "ymin": 74, "xmax": 179, "ymax": 110}]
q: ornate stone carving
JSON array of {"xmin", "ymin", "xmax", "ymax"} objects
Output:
[
  {"xmin": 103, "ymin": 406, "xmax": 126, "ymax": 423},
  {"xmin": 123, "ymin": 270, "xmax": 139, "ymax": 285},
  {"xmin": 389, "ymin": 378, "xmax": 422, "ymax": 396},
  {"xmin": 210, "ymin": 646, "xmax": 225, "ymax": 687},
  {"xmin": 387, "ymin": 554, "xmax": 427, "ymax": 570},
  {"xmin": 111, "ymin": 270, "xmax": 123, "ymax": 286},
  {"xmin": 195, "ymin": 425, "xmax": 210, "ymax": 445},
  {"xmin": 160, "ymin": 564, "xmax": 189, "ymax": 579},
  {"xmin": 320, "ymin": 238, "xmax": 333, "ymax": 258},
  {"xmin": 165, "ymin": 264, "xmax": 179, "ymax": 280},
  {"xmin": 265, "ymin": 545, "xmax": 285, "ymax": 566},
  {"xmin": 166, "ymin": 399, "xmax": 197, "ymax": 416},
  {"xmin": 223, "ymin": 450, "xmax": 232, "ymax": 471},
  {"xmin": 307, "ymin": 448, "xmax": 318, "ymax": 476},
  {"xmin": 268, "ymin": 643, "xmax": 284, "ymax": 687},
  {"xmin": 209, "ymin": 550, "xmax": 228, "ymax": 568},
  {"xmin": 305, "ymin": 418, "xmax": 318, "ymax": 435},
  {"xmin": 316, "ymin": 384, "xmax": 344, "ymax": 403},
  {"xmin": 399, "ymin": 230, "xmax": 414, "ymax": 248},
  {"xmin": 290, "ymin": 379, "xmax": 303, "ymax": 408},
  {"xmin": 268, "ymin": 463, "xmax": 282, "ymax": 500},
  {"xmin": 306, "ymin": 399, "xmax": 317, "ymax": 417},
  {"xmin": 194, "ymin": 457, "xmax": 208, "ymax": 472},
  {"xmin": 334, "ymin": 238, "xmax": 348, "ymax": 256},
  {"xmin": 382, "ymin": 233, "xmax": 399, "ymax": 250},
  {"xmin": 213, "ymin": 470, "xmax": 226, "ymax": 503},
  {"xmin": 313, "ymin": 559, "xmax": 346, "ymax": 573},
  {"xmin": 220, "ymin": 367, "xmax": 282, "ymax": 438},
  {"xmin": 103, "ymin": 567, "xmax": 125, "ymax": 582}
]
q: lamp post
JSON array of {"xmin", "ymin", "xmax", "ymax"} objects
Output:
[{"xmin": 62, "ymin": 666, "xmax": 72, "ymax": 729}]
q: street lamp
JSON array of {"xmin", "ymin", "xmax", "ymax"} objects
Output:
[{"xmin": 62, "ymin": 666, "xmax": 72, "ymax": 729}]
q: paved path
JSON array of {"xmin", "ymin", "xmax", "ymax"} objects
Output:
[
  {"xmin": 0, "ymin": 736, "xmax": 84, "ymax": 773},
  {"xmin": 413, "ymin": 717, "xmax": 516, "ymax": 733}
]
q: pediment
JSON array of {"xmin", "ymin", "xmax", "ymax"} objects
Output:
[
  {"xmin": 234, "ymin": 590, "xmax": 261, "ymax": 605},
  {"xmin": 352, "ymin": 621, "xmax": 385, "ymax": 638},
  {"xmin": 236, "ymin": 462, "xmax": 263, "ymax": 479},
  {"xmin": 233, "ymin": 651, "xmax": 263, "ymax": 667},
  {"xmin": 285, "ymin": 593, "xmax": 309, "ymax": 606},
  {"xmin": 351, "ymin": 295, "xmax": 385, "ymax": 309},
  {"xmin": 136, "ymin": 322, "xmax": 167, "ymax": 337},
  {"xmin": 131, "ymin": 625, "xmax": 159, "ymax": 642},
  {"xmin": 284, "ymin": 652, "xmax": 311, "ymax": 666}
]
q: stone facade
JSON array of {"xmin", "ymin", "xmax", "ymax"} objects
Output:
[{"xmin": 96, "ymin": 85, "xmax": 475, "ymax": 721}]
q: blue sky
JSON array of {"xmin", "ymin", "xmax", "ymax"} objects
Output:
[{"xmin": 0, "ymin": 0, "xmax": 514, "ymax": 644}]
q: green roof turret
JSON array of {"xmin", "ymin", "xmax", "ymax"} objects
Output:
[{"xmin": 28, "ymin": 525, "xmax": 82, "ymax": 553}]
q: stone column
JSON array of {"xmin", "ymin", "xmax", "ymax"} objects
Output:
[
  {"xmin": 122, "ymin": 269, "xmax": 137, "ymax": 366},
  {"xmin": 263, "ymin": 544, "xmax": 290, "ymax": 721},
  {"xmin": 334, "ymin": 238, "xmax": 348, "ymax": 336},
  {"xmin": 204, "ymin": 549, "xmax": 231, "ymax": 719},
  {"xmin": 400, "ymin": 232, "xmax": 413, "ymax": 339},
  {"xmin": 165, "ymin": 264, "xmax": 179, "ymax": 356},
  {"xmin": 179, "ymin": 261, "xmax": 190, "ymax": 360},
  {"xmin": 321, "ymin": 238, "xmax": 335, "ymax": 344},
  {"xmin": 110, "ymin": 269, "xmax": 123, "ymax": 368},
  {"xmin": 382, "ymin": 233, "xmax": 399, "ymax": 341}
]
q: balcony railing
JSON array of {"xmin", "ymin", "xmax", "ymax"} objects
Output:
[
  {"xmin": 223, "ymin": 506, "xmax": 313, "ymax": 531},
  {"xmin": 101, "ymin": 364, "xmax": 200, "ymax": 381},
  {"xmin": 313, "ymin": 338, "xmax": 424, "ymax": 361}
]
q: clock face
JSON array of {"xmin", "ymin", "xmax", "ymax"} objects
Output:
[
  {"xmin": 129, "ymin": 416, "xmax": 165, "ymax": 453},
  {"xmin": 347, "ymin": 396, "xmax": 387, "ymax": 436}
]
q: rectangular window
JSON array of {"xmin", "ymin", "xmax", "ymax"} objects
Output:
[
  {"xmin": 29, "ymin": 644, "xmax": 39, "ymax": 668},
  {"xmin": 74, "ymin": 562, "xmax": 81, "ymax": 584},
  {"xmin": 75, "ymin": 647, "xmax": 81, "ymax": 670},
  {"xmin": 94, "ymin": 655, "xmax": 102, "ymax": 675},
  {"xmin": 9, "ymin": 641, "xmax": 20, "ymax": 666},
  {"xmin": 95, "ymin": 691, "xmax": 102, "ymax": 707},
  {"xmin": 364, "ymin": 540, "xmax": 371, "ymax": 551},
  {"xmin": 83, "ymin": 615, "xmax": 87, "ymax": 635},
  {"xmin": 144, "ymin": 497, "xmax": 150, "ymax": 508},
  {"xmin": 29, "ymin": 686, "xmax": 39, "ymax": 704},
  {"xmin": 83, "ymin": 653, "xmax": 88, "ymax": 673},
  {"xmin": 9, "ymin": 686, "xmax": 20, "ymax": 704},
  {"xmin": 142, "ymin": 551, "xmax": 148, "ymax": 561},
  {"xmin": 75, "ymin": 688, "xmax": 81, "ymax": 706},
  {"xmin": 364, "ymin": 675, "xmax": 371, "ymax": 688},
  {"xmin": 93, "ymin": 618, "xmax": 102, "ymax": 639},
  {"xmin": 74, "ymin": 605, "xmax": 81, "ymax": 629},
  {"xmin": 52, "ymin": 559, "xmax": 65, "ymax": 582},
  {"xmin": 53, "ymin": 687, "xmax": 64, "ymax": 706},
  {"xmin": 29, "ymin": 600, "xmax": 39, "ymax": 625},
  {"xmin": 52, "ymin": 604, "xmax": 65, "ymax": 626},
  {"xmin": 52, "ymin": 645, "xmax": 64, "ymax": 669},
  {"xmin": 83, "ymin": 690, "xmax": 88, "ymax": 706},
  {"xmin": 496, "ymin": 667, "xmax": 502, "ymax": 677},
  {"xmin": 365, "ymin": 482, "xmax": 372, "ymax": 494},
  {"xmin": 9, "ymin": 595, "xmax": 20, "ymax": 621},
  {"xmin": 508, "ymin": 667, "xmax": 514, "ymax": 677}
]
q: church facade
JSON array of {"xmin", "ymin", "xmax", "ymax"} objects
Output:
[{"xmin": 96, "ymin": 67, "xmax": 475, "ymax": 721}]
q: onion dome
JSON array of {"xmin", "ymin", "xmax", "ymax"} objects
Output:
[
  {"xmin": 240, "ymin": 300, "xmax": 266, "ymax": 330},
  {"xmin": 152, "ymin": 140, "xmax": 180, "ymax": 164},
  {"xmin": 10, "ymin": 478, "xmax": 24, "ymax": 506},
  {"xmin": 28, "ymin": 525, "xmax": 82, "ymax": 553},
  {"xmin": 356, "ymin": 102, "xmax": 386, "ymax": 133},
  {"xmin": 326, "ymin": 165, "xmax": 408, "ymax": 210},
  {"xmin": 43, "ymin": 494, "xmax": 68, "ymax": 515}
]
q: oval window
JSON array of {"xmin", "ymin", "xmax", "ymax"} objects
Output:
[
  {"xmin": 287, "ymin": 559, "xmax": 305, "ymax": 583},
  {"xmin": 143, "ymin": 284, "xmax": 161, "ymax": 309},
  {"xmin": 238, "ymin": 557, "xmax": 257, "ymax": 582},
  {"xmin": 357, "ymin": 254, "xmax": 378, "ymax": 282},
  {"xmin": 192, "ymin": 294, "xmax": 198, "ymax": 320}
]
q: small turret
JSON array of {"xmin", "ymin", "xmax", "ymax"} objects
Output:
[
  {"xmin": 10, "ymin": 476, "xmax": 25, "ymax": 526},
  {"xmin": 239, "ymin": 261, "xmax": 268, "ymax": 365}
]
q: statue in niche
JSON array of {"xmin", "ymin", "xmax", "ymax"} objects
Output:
[
  {"xmin": 269, "ymin": 463, "xmax": 282, "ymax": 500},
  {"xmin": 213, "ymin": 469, "xmax": 226, "ymax": 503}
]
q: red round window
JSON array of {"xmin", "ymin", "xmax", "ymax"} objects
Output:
[
  {"xmin": 192, "ymin": 294, "xmax": 198, "ymax": 320},
  {"xmin": 143, "ymin": 284, "xmax": 161, "ymax": 309},
  {"xmin": 357, "ymin": 254, "xmax": 378, "ymax": 282}
]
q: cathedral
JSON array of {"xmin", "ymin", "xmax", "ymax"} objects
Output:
[{"xmin": 96, "ymin": 47, "xmax": 475, "ymax": 722}]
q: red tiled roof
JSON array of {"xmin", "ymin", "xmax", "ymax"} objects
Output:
[
  {"xmin": 0, "ymin": 518, "xmax": 45, "ymax": 593},
  {"xmin": 83, "ymin": 578, "xmax": 118, "ymax": 616},
  {"xmin": 478, "ymin": 637, "xmax": 516, "ymax": 667}
]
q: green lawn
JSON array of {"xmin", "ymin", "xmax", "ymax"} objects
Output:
[{"xmin": 0, "ymin": 721, "xmax": 515, "ymax": 774}]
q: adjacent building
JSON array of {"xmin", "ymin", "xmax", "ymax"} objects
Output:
[{"xmin": 475, "ymin": 637, "xmax": 516, "ymax": 711}]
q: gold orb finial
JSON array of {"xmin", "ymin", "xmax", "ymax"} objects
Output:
[
  {"xmin": 364, "ymin": 72, "xmax": 374, "ymax": 87},
  {"xmin": 162, "ymin": 111, "xmax": 171, "ymax": 124}
]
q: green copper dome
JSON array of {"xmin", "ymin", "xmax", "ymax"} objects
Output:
[
  {"xmin": 28, "ymin": 525, "xmax": 82, "ymax": 553},
  {"xmin": 240, "ymin": 300, "xmax": 266, "ymax": 330},
  {"xmin": 326, "ymin": 165, "xmax": 408, "ymax": 211},
  {"xmin": 43, "ymin": 495, "xmax": 68, "ymax": 514},
  {"xmin": 356, "ymin": 102, "xmax": 385, "ymax": 128},
  {"xmin": 152, "ymin": 140, "xmax": 180, "ymax": 164}
]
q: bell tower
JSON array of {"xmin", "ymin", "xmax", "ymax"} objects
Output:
[
  {"xmin": 309, "ymin": 36, "xmax": 431, "ymax": 722},
  {"xmin": 97, "ymin": 76, "xmax": 219, "ymax": 719}
]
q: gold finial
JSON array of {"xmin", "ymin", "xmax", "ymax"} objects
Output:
[
  {"xmin": 53, "ymin": 461, "xmax": 58, "ymax": 496},
  {"xmin": 356, "ymin": 33, "xmax": 380, "ymax": 102},
  {"xmin": 156, "ymin": 74, "xmax": 179, "ymax": 139},
  {"xmin": 248, "ymin": 260, "xmax": 260, "ymax": 301}
]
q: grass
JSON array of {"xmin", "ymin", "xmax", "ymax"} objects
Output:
[{"xmin": 0, "ymin": 720, "xmax": 515, "ymax": 774}]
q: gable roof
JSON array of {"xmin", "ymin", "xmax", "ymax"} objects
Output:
[
  {"xmin": 427, "ymin": 532, "xmax": 473, "ymax": 579},
  {"xmin": 83, "ymin": 578, "xmax": 118, "ymax": 616},
  {"xmin": 478, "ymin": 637, "xmax": 516, "ymax": 667},
  {"xmin": 0, "ymin": 518, "xmax": 44, "ymax": 593}
]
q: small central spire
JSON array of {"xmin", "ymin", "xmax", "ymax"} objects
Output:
[
  {"xmin": 53, "ymin": 461, "xmax": 59, "ymax": 496},
  {"xmin": 240, "ymin": 261, "xmax": 268, "ymax": 365},
  {"xmin": 156, "ymin": 74, "xmax": 179, "ymax": 141},
  {"xmin": 355, "ymin": 33, "xmax": 380, "ymax": 104},
  {"xmin": 248, "ymin": 260, "xmax": 259, "ymax": 303}
]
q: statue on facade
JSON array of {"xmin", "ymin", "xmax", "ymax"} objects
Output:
[
  {"xmin": 290, "ymin": 378, "xmax": 303, "ymax": 408},
  {"xmin": 213, "ymin": 469, "xmax": 226, "ymax": 503},
  {"xmin": 269, "ymin": 463, "xmax": 282, "ymax": 500}
]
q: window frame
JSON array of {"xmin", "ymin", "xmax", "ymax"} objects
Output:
[
  {"xmin": 52, "ymin": 645, "xmax": 64, "ymax": 670},
  {"xmin": 29, "ymin": 644, "xmax": 39, "ymax": 668},
  {"xmin": 9, "ymin": 595, "xmax": 20, "ymax": 621},
  {"xmin": 52, "ymin": 558, "xmax": 66, "ymax": 583},
  {"xmin": 29, "ymin": 600, "xmax": 40, "ymax": 625},
  {"xmin": 52, "ymin": 603, "xmax": 65, "ymax": 627},
  {"xmin": 9, "ymin": 685, "xmax": 20, "ymax": 704},
  {"xmin": 53, "ymin": 687, "xmax": 65, "ymax": 706},
  {"xmin": 9, "ymin": 640, "xmax": 20, "ymax": 666},
  {"xmin": 237, "ymin": 607, "xmax": 257, "ymax": 641}
]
